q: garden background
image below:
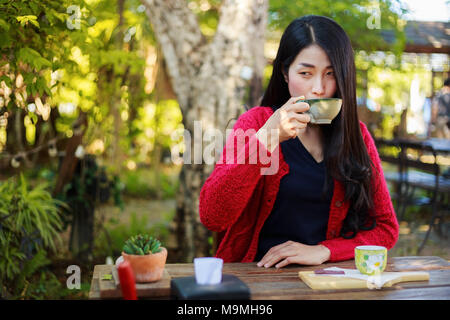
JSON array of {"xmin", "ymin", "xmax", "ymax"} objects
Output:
[{"xmin": 0, "ymin": 0, "xmax": 448, "ymax": 299}]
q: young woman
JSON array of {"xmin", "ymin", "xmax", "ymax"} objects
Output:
[{"xmin": 199, "ymin": 15, "xmax": 399, "ymax": 268}]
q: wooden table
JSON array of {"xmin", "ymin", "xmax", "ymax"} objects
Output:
[{"xmin": 89, "ymin": 256, "xmax": 450, "ymax": 300}]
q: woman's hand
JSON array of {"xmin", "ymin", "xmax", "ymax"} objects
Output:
[
  {"xmin": 256, "ymin": 96, "xmax": 311, "ymax": 153},
  {"xmin": 256, "ymin": 241, "xmax": 331, "ymax": 268}
]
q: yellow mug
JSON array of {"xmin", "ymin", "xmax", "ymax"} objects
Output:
[{"xmin": 354, "ymin": 245, "xmax": 387, "ymax": 275}]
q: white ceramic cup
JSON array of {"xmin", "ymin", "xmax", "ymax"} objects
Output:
[
  {"xmin": 299, "ymin": 98, "xmax": 343, "ymax": 124},
  {"xmin": 194, "ymin": 257, "xmax": 223, "ymax": 285}
]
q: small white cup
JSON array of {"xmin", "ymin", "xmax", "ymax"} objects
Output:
[{"xmin": 194, "ymin": 257, "xmax": 223, "ymax": 285}]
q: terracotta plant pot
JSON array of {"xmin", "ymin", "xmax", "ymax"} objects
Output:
[{"xmin": 121, "ymin": 247, "xmax": 168, "ymax": 282}]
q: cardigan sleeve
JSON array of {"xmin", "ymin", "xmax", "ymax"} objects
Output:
[
  {"xmin": 319, "ymin": 122, "xmax": 399, "ymax": 262},
  {"xmin": 199, "ymin": 107, "xmax": 276, "ymax": 232}
]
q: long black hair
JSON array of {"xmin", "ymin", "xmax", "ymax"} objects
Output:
[{"xmin": 261, "ymin": 15, "xmax": 376, "ymax": 238}]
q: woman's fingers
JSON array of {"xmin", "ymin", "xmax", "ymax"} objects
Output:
[
  {"xmin": 257, "ymin": 241, "xmax": 297, "ymax": 268},
  {"xmin": 291, "ymin": 112, "xmax": 311, "ymax": 124},
  {"xmin": 275, "ymin": 257, "xmax": 296, "ymax": 269},
  {"xmin": 257, "ymin": 243, "xmax": 283, "ymax": 267},
  {"xmin": 278, "ymin": 111, "xmax": 309, "ymax": 138},
  {"xmin": 287, "ymin": 95, "xmax": 305, "ymax": 105},
  {"xmin": 257, "ymin": 243, "xmax": 331, "ymax": 268},
  {"xmin": 270, "ymin": 96, "xmax": 310, "ymax": 143},
  {"xmin": 292, "ymin": 115, "xmax": 310, "ymax": 137},
  {"xmin": 287, "ymin": 106, "xmax": 310, "ymax": 137},
  {"xmin": 289, "ymin": 101, "xmax": 310, "ymax": 114},
  {"xmin": 259, "ymin": 254, "xmax": 285, "ymax": 268}
]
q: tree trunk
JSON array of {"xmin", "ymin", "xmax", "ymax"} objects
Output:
[
  {"xmin": 52, "ymin": 112, "xmax": 91, "ymax": 261},
  {"xmin": 110, "ymin": 0, "xmax": 126, "ymax": 173},
  {"xmin": 53, "ymin": 112, "xmax": 87, "ymax": 196},
  {"xmin": 141, "ymin": 0, "xmax": 268, "ymax": 262},
  {"xmin": 68, "ymin": 189, "xmax": 95, "ymax": 263}
]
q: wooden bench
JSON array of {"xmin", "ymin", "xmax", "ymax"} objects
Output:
[{"xmin": 375, "ymin": 138, "xmax": 450, "ymax": 252}]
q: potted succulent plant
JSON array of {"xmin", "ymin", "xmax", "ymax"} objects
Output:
[{"xmin": 121, "ymin": 234, "xmax": 168, "ymax": 283}]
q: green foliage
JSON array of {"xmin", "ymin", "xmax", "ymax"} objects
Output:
[
  {"xmin": 121, "ymin": 167, "xmax": 179, "ymax": 199},
  {"xmin": 132, "ymin": 99, "xmax": 183, "ymax": 165},
  {"xmin": 369, "ymin": 63, "xmax": 431, "ymax": 106},
  {"xmin": 122, "ymin": 170, "xmax": 157, "ymax": 198},
  {"xmin": 123, "ymin": 234, "xmax": 162, "ymax": 255},
  {"xmin": 0, "ymin": 0, "xmax": 73, "ymax": 97},
  {"xmin": 159, "ymin": 172, "xmax": 179, "ymax": 199},
  {"xmin": 95, "ymin": 211, "xmax": 149, "ymax": 258},
  {"xmin": 0, "ymin": 174, "xmax": 65, "ymax": 298},
  {"xmin": 0, "ymin": 0, "xmax": 153, "ymax": 171},
  {"xmin": 20, "ymin": 268, "xmax": 71, "ymax": 300},
  {"xmin": 1, "ymin": 0, "xmax": 411, "ymax": 177},
  {"xmin": 94, "ymin": 210, "xmax": 173, "ymax": 258},
  {"xmin": 186, "ymin": 0, "xmax": 220, "ymax": 38},
  {"xmin": 268, "ymin": 0, "xmax": 408, "ymax": 54},
  {"xmin": 187, "ymin": 0, "xmax": 409, "ymax": 53},
  {"xmin": 56, "ymin": 156, "xmax": 124, "ymax": 229},
  {"xmin": 8, "ymin": 249, "xmax": 68, "ymax": 299}
]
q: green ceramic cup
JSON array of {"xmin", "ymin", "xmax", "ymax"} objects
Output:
[
  {"xmin": 354, "ymin": 245, "xmax": 387, "ymax": 275},
  {"xmin": 295, "ymin": 98, "xmax": 342, "ymax": 124}
]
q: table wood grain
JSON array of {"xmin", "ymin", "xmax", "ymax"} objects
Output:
[{"xmin": 89, "ymin": 256, "xmax": 450, "ymax": 300}]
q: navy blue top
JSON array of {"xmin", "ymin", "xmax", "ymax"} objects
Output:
[{"xmin": 255, "ymin": 137, "xmax": 334, "ymax": 261}]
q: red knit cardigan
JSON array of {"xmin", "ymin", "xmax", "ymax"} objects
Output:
[{"xmin": 199, "ymin": 106, "xmax": 399, "ymax": 263}]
